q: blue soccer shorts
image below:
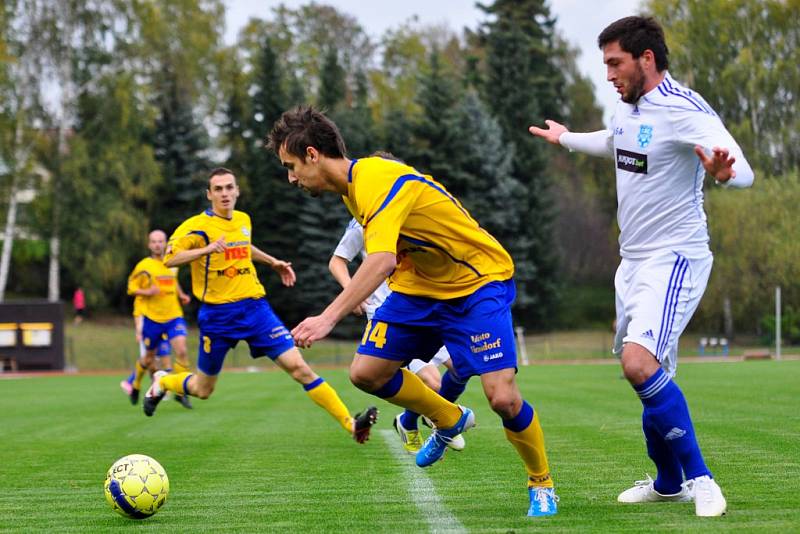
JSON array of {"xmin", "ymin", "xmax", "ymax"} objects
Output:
[
  {"xmin": 357, "ymin": 279, "xmax": 518, "ymax": 379},
  {"xmin": 142, "ymin": 317, "xmax": 187, "ymax": 352},
  {"xmin": 196, "ymin": 298, "xmax": 295, "ymax": 376},
  {"xmin": 138, "ymin": 338, "xmax": 171, "ymax": 357}
]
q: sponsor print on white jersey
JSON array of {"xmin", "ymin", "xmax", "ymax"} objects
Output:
[{"xmin": 609, "ymin": 71, "xmax": 751, "ymax": 259}]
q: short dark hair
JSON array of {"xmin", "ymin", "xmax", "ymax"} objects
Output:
[
  {"xmin": 266, "ymin": 105, "xmax": 347, "ymax": 161},
  {"xmin": 208, "ymin": 167, "xmax": 235, "ymax": 189},
  {"xmin": 598, "ymin": 16, "xmax": 669, "ymax": 72}
]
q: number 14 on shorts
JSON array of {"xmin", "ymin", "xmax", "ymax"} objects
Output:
[{"xmin": 361, "ymin": 320, "xmax": 388, "ymax": 348}]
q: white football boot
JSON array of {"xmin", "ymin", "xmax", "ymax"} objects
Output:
[
  {"xmin": 617, "ymin": 475, "xmax": 692, "ymax": 503},
  {"xmin": 685, "ymin": 475, "xmax": 727, "ymax": 517}
]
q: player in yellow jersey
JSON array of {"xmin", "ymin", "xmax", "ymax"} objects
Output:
[
  {"xmin": 123, "ymin": 230, "xmax": 193, "ymax": 409},
  {"xmin": 119, "ymin": 295, "xmax": 174, "ymax": 402},
  {"xmin": 268, "ymin": 106, "xmax": 558, "ymax": 517},
  {"xmin": 142, "ymin": 167, "xmax": 378, "ymax": 444}
]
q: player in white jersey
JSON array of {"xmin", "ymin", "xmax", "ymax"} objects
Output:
[
  {"xmin": 529, "ymin": 16, "xmax": 753, "ymax": 518},
  {"xmin": 329, "ymin": 217, "xmax": 468, "ymax": 453}
]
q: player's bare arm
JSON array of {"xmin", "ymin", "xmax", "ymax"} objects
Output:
[
  {"xmin": 164, "ymin": 236, "xmax": 226, "ymax": 267},
  {"xmin": 694, "ymin": 145, "xmax": 736, "ymax": 183},
  {"xmin": 177, "ymin": 281, "xmax": 191, "ymax": 305},
  {"xmin": 528, "ymin": 119, "xmax": 569, "ymax": 145},
  {"xmin": 250, "ymin": 244, "xmax": 296, "ymax": 287},
  {"xmin": 292, "ymin": 251, "xmax": 396, "ymax": 348},
  {"xmin": 328, "ymin": 254, "xmax": 367, "ymax": 316}
]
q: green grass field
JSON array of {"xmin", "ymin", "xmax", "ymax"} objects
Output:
[
  {"xmin": 2, "ymin": 360, "xmax": 798, "ymax": 532},
  {"xmin": 63, "ymin": 321, "xmax": 788, "ymax": 371}
]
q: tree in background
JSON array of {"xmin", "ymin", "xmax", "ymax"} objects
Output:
[
  {"xmin": 150, "ymin": 75, "xmax": 211, "ymax": 233},
  {"xmin": 407, "ymin": 48, "xmax": 462, "ymax": 181},
  {"xmin": 697, "ymin": 172, "xmax": 800, "ymax": 338},
  {"xmin": 448, "ymin": 90, "xmax": 527, "ymax": 259},
  {"xmin": 646, "ymin": 0, "xmax": 800, "ymax": 177},
  {"xmin": 52, "ymin": 74, "xmax": 161, "ymax": 308},
  {"xmin": 549, "ymin": 37, "xmax": 617, "ymax": 287},
  {"xmin": 480, "ymin": 0, "xmax": 566, "ymax": 327}
]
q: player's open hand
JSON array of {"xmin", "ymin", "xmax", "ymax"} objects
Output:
[
  {"xmin": 694, "ymin": 145, "xmax": 736, "ymax": 182},
  {"xmin": 271, "ymin": 260, "xmax": 296, "ymax": 287},
  {"xmin": 529, "ymin": 119, "xmax": 568, "ymax": 145},
  {"xmin": 291, "ymin": 314, "xmax": 336, "ymax": 348}
]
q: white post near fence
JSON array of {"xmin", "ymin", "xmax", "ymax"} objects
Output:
[
  {"xmin": 776, "ymin": 286, "xmax": 782, "ymax": 361},
  {"xmin": 515, "ymin": 326, "xmax": 529, "ymax": 366}
]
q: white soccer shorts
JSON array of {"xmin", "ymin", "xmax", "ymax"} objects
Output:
[
  {"xmin": 613, "ymin": 249, "xmax": 712, "ymax": 377},
  {"xmin": 407, "ymin": 346, "xmax": 451, "ymax": 375}
]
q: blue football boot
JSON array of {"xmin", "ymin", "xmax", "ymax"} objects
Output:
[
  {"xmin": 415, "ymin": 406, "xmax": 475, "ymax": 467},
  {"xmin": 527, "ymin": 487, "xmax": 559, "ymax": 517}
]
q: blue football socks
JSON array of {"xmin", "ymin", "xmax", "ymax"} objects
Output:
[
  {"xmin": 634, "ymin": 367, "xmax": 711, "ymax": 485},
  {"xmin": 439, "ymin": 370, "xmax": 467, "ymax": 402}
]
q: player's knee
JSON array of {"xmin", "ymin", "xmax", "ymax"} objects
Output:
[
  {"xmin": 349, "ymin": 367, "xmax": 378, "ymax": 392},
  {"xmin": 487, "ymin": 392, "xmax": 521, "ymax": 419},
  {"xmin": 621, "ymin": 344, "xmax": 660, "ymax": 385}
]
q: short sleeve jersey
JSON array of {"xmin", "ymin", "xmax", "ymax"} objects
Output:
[
  {"xmin": 126, "ymin": 257, "xmax": 183, "ymax": 322},
  {"xmin": 333, "ymin": 218, "xmax": 392, "ymax": 310},
  {"xmin": 165, "ymin": 209, "xmax": 265, "ymax": 304},
  {"xmin": 343, "ymin": 157, "xmax": 514, "ymax": 299},
  {"xmin": 609, "ymin": 71, "xmax": 750, "ymax": 258}
]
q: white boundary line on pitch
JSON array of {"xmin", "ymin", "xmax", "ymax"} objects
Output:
[{"xmin": 378, "ymin": 429, "xmax": 466, "ymax": 534}]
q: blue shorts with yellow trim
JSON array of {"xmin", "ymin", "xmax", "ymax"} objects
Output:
[
  {"xmin": 358, "ymin": 279, "xmax": 518, "ymax": 378},
  {"xmin": 197, "ymin": 298, "xmax": 294, "ymax": 376},
  {"xmin": 142, "ymin": 317, "xmax": 187, "ymax": 352}
]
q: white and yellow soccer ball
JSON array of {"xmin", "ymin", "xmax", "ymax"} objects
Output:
[{"xmin": 104, "ymin": 454, "xmax": 169, "ymax": 519}]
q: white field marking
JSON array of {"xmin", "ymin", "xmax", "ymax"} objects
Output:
[{"xmin": 378, "ymin": 429, "xmax": 467, "ymax": 534}]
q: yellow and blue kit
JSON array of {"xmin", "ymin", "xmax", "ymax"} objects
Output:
[
  {"xmin": 132, "ymin": 297, "xmax": 170, "ymax": 356},
  {"xmin": 127, "ymin": 258, "xmax": 187, "ymax": 351},
  {"xmin": 166, "ymin": 209, "xmax": 294, "ymax": 375},
  {"xmin": 345, "ymin": 156, "xmax": 518, "ymax": 378}
]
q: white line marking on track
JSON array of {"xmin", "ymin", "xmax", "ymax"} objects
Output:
[{"xmin": 378, "ymin": 429, "xmax": 467, "ymax": 534}]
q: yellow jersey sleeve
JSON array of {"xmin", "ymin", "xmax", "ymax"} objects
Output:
[
  {"xmin": 127, "ymin": 259, "xmax": 151, "ymax": 296},
  {"xmin": 347, "ymin": 157, "xmax": 514, "ymax": 299}
]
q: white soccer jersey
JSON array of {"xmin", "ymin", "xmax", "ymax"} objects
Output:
[
  {"xmin": 333, "ymin": 218, "xmax": 392, "ymax": 316},
  {"xmin": 562, "ymin": 71, "xmax": 753, "ymax": 259}
]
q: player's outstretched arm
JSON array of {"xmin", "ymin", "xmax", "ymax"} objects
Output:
[
  {"xmin": 529, "ymin": 119, "xmax": 569, "ymax": 145},
  {"xmin": 292, "ymin": 252, "xmax": 396, "ymax": 348},
  {"xmin": 530, "ymin": 120, "xmax": 614, "ymax": 158},
  {"xmin": 251, "ymin": 245, "xmax": 296, "ymax": 287}
]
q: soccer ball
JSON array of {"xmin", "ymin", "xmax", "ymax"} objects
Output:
[{"xmin": 104, "ymin": 454, "xmax": 169, "ymax": 519}]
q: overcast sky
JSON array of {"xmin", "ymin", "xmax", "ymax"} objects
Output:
[{"xmin": 224, "ymin": 0, "xmax": 643, "ymax": 123}]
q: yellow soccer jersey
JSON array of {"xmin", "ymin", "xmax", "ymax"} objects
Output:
[
  {"xmin": 343, "ymin": 156, "xmax": 514, "ymax": 299},
  {"xmin": 127, "ymin": 257, "xmax": 183, "ymax": 322},
  {"xmin": 165, "ymin": 209, "xmax": 265, "ymax": 304}
]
